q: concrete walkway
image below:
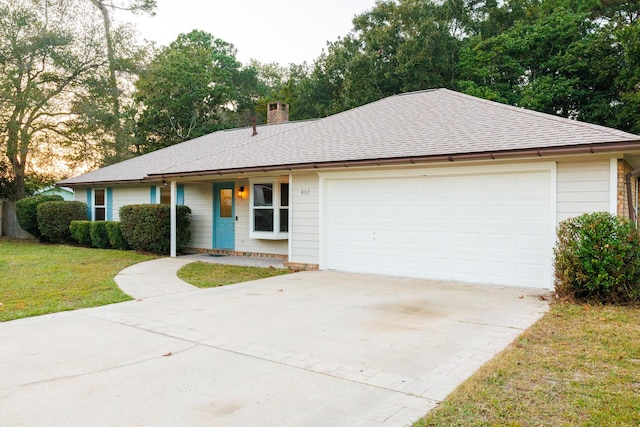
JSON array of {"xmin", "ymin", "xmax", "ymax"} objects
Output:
[
  {"xmin": 1, "ymin": 258, "xmax": 550, "ymax": 426},
  {"xmin": 115, "ymin": 255, "xmax": 286, "ymax": 300}
]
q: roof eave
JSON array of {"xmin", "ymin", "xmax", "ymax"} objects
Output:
[
  {"xmin": 56, "ymin": 178, "xmax": 162, "ymax": 188},
  {"xmin": 146, "ymin": 140, "xmax": 640, "ymax": 180}
]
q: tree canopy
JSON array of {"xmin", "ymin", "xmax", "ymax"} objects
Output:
[{"xmin": 133, "ymin": 30, "xmax": 259, "ymax": 153}]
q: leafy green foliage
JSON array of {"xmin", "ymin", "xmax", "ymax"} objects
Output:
[
  {"xmin": 554, "ymin": 212, "xmax": 640, "ymax": 303},
  {"xmin": 90, "ymin": 221, "xmax": 111, "ymax": 249},
  {"xmin": 14, "ymin": 195, "xmax": 63, "ymax": 241},
  {"xmin": 105, "ymin": 221, "xmax": 128, "ymax": 250},
  {"xmin": 458, "ymin": 9, "xmax": 622, "ymax": 126},
  {"xmin": 69, "ymin": 220, "xmax": 92, "ymax": 246},
  {"xmin": 36, "ymin": 201, "xmax": 88, "ymax": 243},
  {"xmin": 134, "ymin": 30, "xmax": 258, "ymax": 152},
  {"xmin": 119, "ymin": 204, "xmax": 191, "ymax": 254}
]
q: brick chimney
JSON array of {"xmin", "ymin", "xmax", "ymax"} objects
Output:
[{"xmin": 267, "ymin": 101, "xmax": 289, "ymax": 124}]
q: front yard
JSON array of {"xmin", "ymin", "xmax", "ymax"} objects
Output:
[
  {"xmin": 415, "ymin": 303, "xmax": 640, "ymax": 426},
  {"xmin": 0, "ymin": 238, "xmax": 156, "ymax": 321}
]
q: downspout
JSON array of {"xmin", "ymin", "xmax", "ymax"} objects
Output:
[
  {"xmin": 625, "ymin": 167, "xmax": 640, "ymax": 224},
  {"xmin": 0, "ymin": 199, "xmax": 4, "ymax": 237}
]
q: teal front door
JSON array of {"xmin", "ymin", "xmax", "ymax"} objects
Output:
[{"xmin": 213, "ymin": 183, "xmax": 235, "ymax": 249}]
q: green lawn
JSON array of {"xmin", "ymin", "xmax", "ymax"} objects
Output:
[
  {"xmin": 414, "ymin": 303, "xmax": 640, "ymax": 426},
  {"xmin": 177, "ymin": 261, "xmax": 290, "ymax": 288},
  {"xmin": 0, "ymin": 238, "xmax": 156, "ymax": 322}
]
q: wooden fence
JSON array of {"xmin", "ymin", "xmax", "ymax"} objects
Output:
[{"xmin": 0, "ymin": 199, "xmax": 35, "ymax": 239}]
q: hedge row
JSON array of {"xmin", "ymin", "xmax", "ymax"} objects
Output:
[
  {"xmin": 70, "ymin": 221, "xmax": 129, "ymax": 250},
  {"xmin": 16, "ymin": 195, "xmax": 191, "ymax": 255}
]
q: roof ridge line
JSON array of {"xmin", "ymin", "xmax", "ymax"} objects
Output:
[{"xmin": 155, "ymin": 120, "xmax": 318, "ymax": 175}]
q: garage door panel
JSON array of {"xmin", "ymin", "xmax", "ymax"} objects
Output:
[{"xmin": 323, "ymin": 169, "xmax": 553, "ymax": 288}]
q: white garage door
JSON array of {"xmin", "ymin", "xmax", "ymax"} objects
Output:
[{"xmin": 321, "ymin": 167, "xmax": 554, "ymax": 288}]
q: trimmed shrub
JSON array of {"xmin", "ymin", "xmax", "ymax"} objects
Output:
[
  {"xmin": 554, "ymin": 212, "xmax": 640, "ymax": 303},
  {"xmin": 90, "ymin": 221, "xmax": 111, "ymax": 249},
  {"xmin": 37, "ymin": 201, "xmax": 88, "ymax": 243},
  {"xmin": 15, "ymin": 195, "xmax": 63, "ymax": 241},
  {"xmin": 119, "ymin": 204, "xmax": 191, "ymax": 255},
  {"xmin": 105, "ymin": 221, "xmax": 128, "ymax": 250},
  {"xmin": 70, "ymin": 220, "xmax": 92, "ymax": 247}
]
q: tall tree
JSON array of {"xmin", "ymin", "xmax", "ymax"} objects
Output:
[
  {"xmin": 88, "ymin": 0, "xmax": 156, "ymax": 164},
  {"xmin": 0, "ymin": 0, "xmax": 105, "ymax": 199},
  {"xmin": 134, "ymin": 30, "xmax": 257, "ymax": 152},
  {"xmin": 457, "ymin": 9, "xmax": 622, "ymax": 125},
  {"xmin": 286, "ymin": 0, "xmax": 466, "ymax": 118}
]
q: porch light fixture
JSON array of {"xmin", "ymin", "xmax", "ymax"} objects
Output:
[{"xmin": 238, "ymin": 186, "xmax": 245, "ymax": 198}]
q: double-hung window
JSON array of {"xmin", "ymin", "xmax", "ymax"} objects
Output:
[
  {"xmin": 250, "ymin": 178, "xmax": 289, "ymax": 239},
  {"xmin": 94, "ymin": 189, "xmax": 106, "ymax": 221}
]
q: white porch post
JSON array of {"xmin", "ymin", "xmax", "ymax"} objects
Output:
[{"xmin": 170, "ymin": 180, "xmax": 177, "ymax": 258}]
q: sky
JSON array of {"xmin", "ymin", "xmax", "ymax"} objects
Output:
[{"xmin": 122, "ymin": 0, "xmax": 377, "ymax": 65}]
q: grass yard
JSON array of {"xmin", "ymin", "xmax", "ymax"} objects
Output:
[
  {"xmin": 177, "ymin": 261, "xmax": 290, "ymax": 288},
  {"xmin": 414, "ymin": 303, "xmax": 640, "ymax": 427},
  {"xmin": 0, "ymin": 238, "xmax": 156, "ymax": 322}
]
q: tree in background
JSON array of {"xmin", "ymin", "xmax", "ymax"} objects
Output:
[
  {"xmin": 259, "ymin": 0, "xmax": 470, "ymax": 120},
  {"xmin": 88, "ymin": 0, "xmax": 156, "ymax": 165},
  {"xmin": 134, "ymin": 30, "xmax": 259, "ymax": 152},
  {"xmin": 0, "ymin": 0, "xmax": 106, "ymax": 199}
]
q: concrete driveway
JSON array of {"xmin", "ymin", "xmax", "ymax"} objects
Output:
[{"xmin": 0, "ymin": 261, "xmax": 549, "ymax": 426}]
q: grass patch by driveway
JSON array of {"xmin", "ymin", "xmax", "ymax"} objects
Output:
[
  {"xmin": 414, "ymin": 303, "xmax": 640, "ymax": 426},
  {"xmin": 177, "ymin": 261, "xmax": 290, "ymax": 288},
  {"xmin": 0, "ymin": 239, "xmax": 156, "ymax": 322}
]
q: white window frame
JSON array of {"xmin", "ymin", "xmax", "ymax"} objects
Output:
[
  {"xmin": 249, "ymin": 178, "xmax": 289, "ymax": 240},
  {"xmin": 93, "ymin": 188, "xmax": 106, "ymax": 221}
]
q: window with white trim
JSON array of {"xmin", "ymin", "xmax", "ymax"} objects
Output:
[
  {"xmin": 250, "ymin": 178, "xmax": 289, "ymax": 239},
  {"xmin": 94, "ymin": 189, "xmax": 106, "ymax": 221}
]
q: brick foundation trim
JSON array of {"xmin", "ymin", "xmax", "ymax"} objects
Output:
[
  {"xmin": 184, "ymin": 248, "xmax": 288, "ymax": 260},
  {"xmin": 284, "ymin": 262, "xmax": 320, "ymax": 272}
]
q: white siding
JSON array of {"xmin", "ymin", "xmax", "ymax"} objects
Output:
[
  {"xmin": 183, "ymin": 183, "xmax": 213, "ymax": 249},
  {"xmin": 556, "ymin": 159, "xmax": 611, "ymax": 223},
  {"xmin": 111, "ymin": 186, "xmax": 152, "ymax": 221},
  {"xmin": 290, "ymin": 173, "xmax": 320, "ymax": 264}
]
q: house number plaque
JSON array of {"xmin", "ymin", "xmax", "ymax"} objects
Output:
[{"xmin": 300, "ymin": 189, "xmax": 312, "ymax": 195}]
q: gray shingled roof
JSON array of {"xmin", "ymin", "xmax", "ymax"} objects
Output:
[
  {"xmin": 60, "ymin": 89, "xmax": 640, "ymax": 186},
  {"xmin": 59, "ymin": 121, "xmax": 313, "ymax": 185}
]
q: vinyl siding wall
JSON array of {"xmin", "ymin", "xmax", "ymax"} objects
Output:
[
  {"xmin": 556, "ymin": 159, "xmax": 611, "ymax": 223},
  {"xmin": 111, "ymin": 187, "xmax": 152, "ymax": 221},
  {"xmin": 290, "ymin": 173, "xmax": 320, "ymax": 264},
  {"xmin": 183, "ymin": 183, "xmax": 213, "ymax": 249}
]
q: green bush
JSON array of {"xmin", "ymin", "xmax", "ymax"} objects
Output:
[
  {"xmin": 119, "ymin": 204, "xmax": 191, "ymax": 255},
  {"xmin": 554, "ymin": 212, "xmax": 640, "ymax": 303},
  {"xmin": 105, "ymin": 221, "xmax": 128, "ymax": 250},
  {"xmin": 36, "ymin": 201, "xmax": 87, "ymax": 243},
  {"xmin": 69, "ymin": 220, "xmax": 92, "ymax": 246},
  {"xmin": 15, "ymin": 195, "xmax": 63, "ymax": 241},
  {"xmin": 90, "ymin": 221, "xmax": 111, "ymax": 249}
]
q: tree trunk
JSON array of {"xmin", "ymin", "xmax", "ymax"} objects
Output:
[{"xmin": 92, "ymin": 0, "xmax": 126, "ymax": 164}]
